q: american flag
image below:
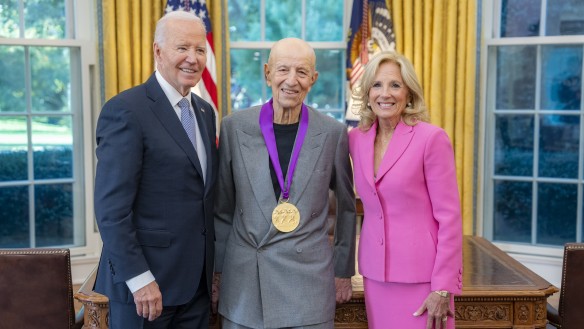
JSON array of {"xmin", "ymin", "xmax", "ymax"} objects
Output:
[
  {"xmin": 166, "ymin": 0, "xmax": 219, "ymax": 139},
  {"xmin": 345, "ymin": 0, "xmax": 395, "ymax": 124}
]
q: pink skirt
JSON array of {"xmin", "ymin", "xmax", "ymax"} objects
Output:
[{"xmin": 363, "ymin": 277, "xmax": 455, "ymax": 329}]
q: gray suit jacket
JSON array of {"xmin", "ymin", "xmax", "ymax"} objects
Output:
[{"xmin": 214, "ymin": 105, "xmax": 356, "ymax": 328}]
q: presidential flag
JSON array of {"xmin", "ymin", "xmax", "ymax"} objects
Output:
[
  {"xmin": 166, "ymin": 0, "xmax": 219, "ymax": 139},
  {"xmin": 345, "ymin": 0, "xmax": 395, "ymax": 125}
]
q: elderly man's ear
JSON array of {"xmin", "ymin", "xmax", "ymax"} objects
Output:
[
  {"xmin": 311, "ymin": 71, "xmax": 319, "ymax": 86},
  {"xmin": 264, "ymin": 63, "xmax": 270, "ymax": 86}
]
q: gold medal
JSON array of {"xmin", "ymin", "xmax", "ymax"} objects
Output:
[{"xmin": 272, "ymin": 201, "xmax": 300, "ymax": 232}]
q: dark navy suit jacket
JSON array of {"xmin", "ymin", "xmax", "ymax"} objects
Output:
[{"xmin": 94, "ymin": 73, "xmax": 217, "ymax": 310}]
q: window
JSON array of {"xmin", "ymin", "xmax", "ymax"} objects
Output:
[
  {"xmin": 228, "ymin": 0, "xmax": 348, "ymax": 121},
  {"xmin": 482, "ymin": 0, "xmax": 584, "ymax": 254},
  {"xmin": 0, "ymin": 0, "xmax": 97, "ymax": 253}
]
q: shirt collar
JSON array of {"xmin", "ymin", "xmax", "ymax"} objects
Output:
[{"xmin": 155, "ymin": 71, "xmax": 191, "ymax": 107}]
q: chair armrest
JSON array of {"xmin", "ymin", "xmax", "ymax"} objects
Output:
[
  {"xmin": 546, "ymin": 303, "xmax": 561, "ymax": 328},
  {"xmin": 74, "ymin": 290, "xmax": 109, "ymax": 329}
]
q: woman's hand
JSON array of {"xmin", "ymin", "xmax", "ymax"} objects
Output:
[{"xmin": 413, "ymin": 291, "xmax": 454, "ymax": 329}]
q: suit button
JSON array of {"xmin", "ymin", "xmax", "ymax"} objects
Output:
[
  {"xmin": 379, "ymin": 237, "xmax": 383, "ymax": 245},
  {"xmin": 201, "ymin": 229, "xmax": 207, "ymax": 236},
  {"xmin": 296, "ymin": 248, "xmax": 303, "ymax": 253}
]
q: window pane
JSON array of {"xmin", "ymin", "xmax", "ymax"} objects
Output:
[
  {"xmin": 24, "ymin": 0, "xmax": 66, "ymax": 39},
  {"xmin": 228, "ymin": 0, "xmax": 260, "ymax": 41},
  {"xmin": 0, "ymin": 116, "xmax": 28, "ymax": 181},
  {"xmin": 0, "ymin": 186, "xmax": 29, "ymax": 247},
  {"xmin": 546, "ymin": 0, "xmax": 584, "ymax": 36},
  {"xmin": 500, "ymin": 0, "xmax": 541, "ymax": 37},
  {"xmin": 306, "ymin": 0, "xmax": 343, "ymax": 41},
  {"xmin": 35, "ymin": 183, "xmax": 75, "ymax": 247},
  {"xmin": 230, "ymin": 49, "xmax": 269, "ymax": 111},
  {"xmin": 539, "ymin": 115, "xmax": 580, "ymax": 178},
  {"xmin": 495, "ymin": 115, "xmax": 533, "ymax": 176},
  {"xmin": 541, "ymin": 45, "xmax": 582, "ymax": 110},
  {"xmin": 266, "ymin": 0, "xmax": 301, "ymax": 40},
  {"xmin": 307, "ymin": 49, "xmax": 344, "ymax": 120},
  {"xmin": 32, "ymin": 116, "xmax": 72, "ymax": 180},
  {"xmin": 31, "ymin": 46, "xmax": 71, "ymax": 112},
  {"xmin": 493, "ymin": 180, "xmax": 532, "ymax": 243},
  {"xmin": 496, "ymin": 46, "xmax": 537, "ymax": 109},
  {"xmin": 537, "ymin": 183, "xmax": 577, "ymax": 245},
  {"xmin": 0, "ymin": 45, "xmax": 26, "ymax": 112},
  {"xmin": 0, "ymin": 0, "xmax": 19, "ymax": 38}
]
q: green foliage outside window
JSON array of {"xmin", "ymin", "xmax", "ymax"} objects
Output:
[{"xmin": 0, "ymin": 0, "xmax": 78, "ymax": 248}]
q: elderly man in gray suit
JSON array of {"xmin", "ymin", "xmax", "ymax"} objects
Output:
[{"xmin": 213, "ymin": 37, "xmax": 357, "ymax": 329}]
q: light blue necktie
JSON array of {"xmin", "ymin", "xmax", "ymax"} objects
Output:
[
  {"xmin": 178, "ymin": 97, "xmax": 206, "ymax": 183},
  {"xmin": 178, "ymin": 98, "xmax": 197, "ymax": 150}
]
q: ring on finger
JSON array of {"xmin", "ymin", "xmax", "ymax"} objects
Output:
[{"xmin": 442, "ymin": 316, "xmax": 448, "ymax": 322}]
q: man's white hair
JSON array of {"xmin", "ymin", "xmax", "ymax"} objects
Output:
[{"xmin": 154, "ymin": 11, "xmax": 206, "ymax": 45}]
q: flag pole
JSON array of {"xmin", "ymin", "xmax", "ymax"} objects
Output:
[{"xmin": 360, "ymin": 0, "xmax": 369, "ymax": 65}]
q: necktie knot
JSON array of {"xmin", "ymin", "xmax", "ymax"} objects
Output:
[{"xmin": 178, "ymin": 98, "xmax": 191, "ymax": 113}]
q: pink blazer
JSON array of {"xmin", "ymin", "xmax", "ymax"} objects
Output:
[{"xmin": 349, "ymin": 120, "xmax": 463, "ymax": 294}]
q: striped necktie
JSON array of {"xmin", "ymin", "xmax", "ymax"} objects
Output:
[
  {"xmin": 178, "ymin": 97, "xmax": 206, "ymax": 183},
  {"xmin": 178, "ymin": 98, "xmax": 197, "ymax": 150}
]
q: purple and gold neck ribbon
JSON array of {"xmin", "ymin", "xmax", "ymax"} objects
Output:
[{"xmin": 259, "ymin": 98, "xmax": 309, "ymax": 200}]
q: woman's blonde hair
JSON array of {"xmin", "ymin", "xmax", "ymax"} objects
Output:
[{"xmin": 351, "ymin": 51, "xmax": 429, "ymax": 130}]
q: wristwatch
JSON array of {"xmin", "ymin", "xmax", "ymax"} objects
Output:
[{"xmin": 434, "ymin": 290, "xmax": 450, "ymax": 298}]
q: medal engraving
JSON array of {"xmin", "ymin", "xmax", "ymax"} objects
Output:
[{"xmin": 272, "ymin": 202, "xmax": 300, "ymax": 232}]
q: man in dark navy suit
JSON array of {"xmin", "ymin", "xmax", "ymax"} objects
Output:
[{"xmin": 94, "ymin": 11, "xmax": 217, "ymax": 329}]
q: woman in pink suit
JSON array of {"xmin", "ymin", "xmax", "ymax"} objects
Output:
[{"xmin": 348, "ymin": 51, "xmax": 463, "ymax": 329}]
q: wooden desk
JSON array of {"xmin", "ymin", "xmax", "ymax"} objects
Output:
[
  {"xmin": 334, "ymin": 236, "xmax": 558, "ymax": 329},
  {"xmin": 454, "ymin": 236, "xmax": 558, "ymax": 328}
]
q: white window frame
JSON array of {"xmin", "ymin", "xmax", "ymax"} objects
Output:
[
  {"xmin": 0, "ymin": 0, "xmax": 101, "ymax": 283},
  {"xmin": 229, "ymin": 0, "xmax": 352, "ymax": 119},
  {"xmin": 478, "ymin": 0, "xmax": 584, "ymax": 286}
]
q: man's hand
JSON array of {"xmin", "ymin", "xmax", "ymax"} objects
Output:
[
  {"xmin": 335, "ymin": 277, "xmax": 352, "ymax": 304},
  {"xmin": 413, "ymin": 292, "xmax": 454, "ymax": 329},
  {"xmin": 133, "ymin": 281, "xmax": 163, "ymax": 322},
  {"xmin": 211, "ymin": 272, "xmax": 221, "ymax": 314}
]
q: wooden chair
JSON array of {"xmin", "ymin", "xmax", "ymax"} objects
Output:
[
  {"xmin": 0, "ymin": 248, "xmax": 108, "ymax": 329},
  {"xmin": 547, "ymin": 243, "xmax": 584, "ymax": 329}
]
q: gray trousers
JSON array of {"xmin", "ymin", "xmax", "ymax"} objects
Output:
[{"xmin": 221, "ymin": 316, "xmax": 334, "ymax": 329}]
